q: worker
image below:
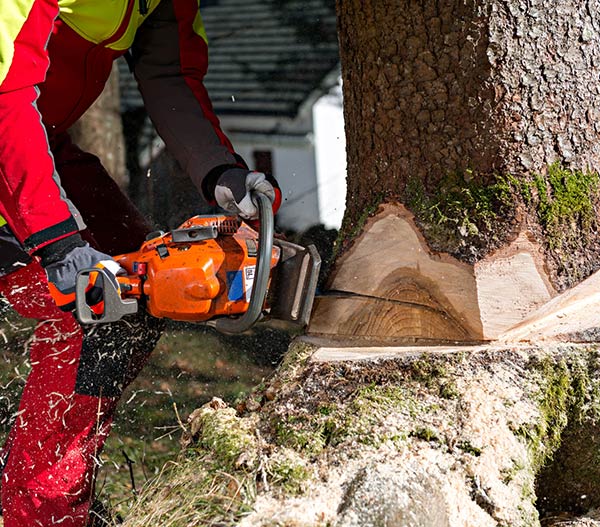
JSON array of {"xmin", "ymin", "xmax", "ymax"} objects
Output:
[{"xmin": 0, "ymin": 1, "xmax": 281, "ymax": 526}]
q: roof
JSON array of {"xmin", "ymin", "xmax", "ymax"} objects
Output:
[{"xmin": 120, "ymin": 0, "xmax": 340, "ymax": 118}]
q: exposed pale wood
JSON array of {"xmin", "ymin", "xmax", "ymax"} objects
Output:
[
  {"xmin": 308, "ymin": 294, "xmax": 473, "ymax": 343},
  {"xmin": 474, "ymin": 231, "xmax": 555, "ymax": 337},
  {"xmin": 308, "ymin": 204, "xmax": 556, "ymax": 342},
  {"xmin": 310, "ymin": 204, "xmax": 483, "ymax": 341},
  {"xmin": 300, "ymin": 336, "xmax": 494, "ymax": 362},
  {"xmin": 500, "ymin": 270, "xmax": 600, "ymax": 343}
]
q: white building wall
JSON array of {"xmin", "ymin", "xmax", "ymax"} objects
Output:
[
  {"xmin": 313, "ymin": 93, "xmax": 347, "ymax": 229},
  {"xmin": 232, "ymin": 139, "xmax": 320, "ymax": 233},
  {"xmin": 221, "ymin": 79, "xmax": 346, "ymax": 233}
]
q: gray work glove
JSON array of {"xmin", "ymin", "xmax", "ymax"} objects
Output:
[
  {"xmin": 214, "ymin": 169, "xmax": 276, "ymax": 220},
  {"xmin": 37, "ymin": 235, "xmax": 121, "ymax": 312}
]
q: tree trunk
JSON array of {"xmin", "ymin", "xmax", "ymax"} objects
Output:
[
  {"xmin": 308, "ymin": 0, "xmax": 600, "ymax": 343},
  {"xmin": 69, "ymin": 63, "xmax": 128, "ymax": 190},
  {"xmin": 121, "ymin": 341, "xmax": 600, "ymax": 527},
  {"xmin": 337, "ymin": 0, "xmax": 600, "ymax": 291}
]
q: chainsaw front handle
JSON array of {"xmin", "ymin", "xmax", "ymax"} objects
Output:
[{"xmin": 215, "ymin": 192, "xmax": 274, "ymax": 334}]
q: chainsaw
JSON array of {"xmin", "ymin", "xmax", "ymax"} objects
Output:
[{"xmin": 75, "ymin": 193, "xmax": 321, "ymax": 334}]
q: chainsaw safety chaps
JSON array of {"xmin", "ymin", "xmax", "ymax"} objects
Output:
[
  {"xmin": 0, "ymin": 262, "xmax": 162, "ymax": 527},
  {"xmin": 76, "ymin": 310, "xmax": 164, "ymax": 398}
]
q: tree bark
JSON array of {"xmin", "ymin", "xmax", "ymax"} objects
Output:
[
  {"xmin": 336, "ymin": 0, "xmax": 600, "ymax": 289},
  {"xmin": 69, "ymin": 63, "xmax": 128, "ymax": 190},
  {"xmin": 338, "ymin": 0, "xmax": 600, "ymax": 207}
]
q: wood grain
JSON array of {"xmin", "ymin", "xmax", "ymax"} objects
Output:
[{"xmin": 309, "ymin": 205, "xmax": 556, "ymax": 343}]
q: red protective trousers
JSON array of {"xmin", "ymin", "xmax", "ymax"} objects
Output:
[
  {"xmin": 0, "ymin": 138, "xmax": 162, "ymax": 527},
  {"xmin": 0, "ymin": 259, "xmax": 161, "ymax": 527},
  {"xmin": 0, "ymin": 271, "xmax": 160, "ymax": 527},
  {"xmin": 0, "ymin": 122, "xmax": 159, "ymax": 525},
  {"xmin": 0, "ymin": 265, "xmax": 116, "ymax": 527}
]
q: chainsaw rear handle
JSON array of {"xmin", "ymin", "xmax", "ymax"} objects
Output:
[
  {"xmin": 215, "ymin": 192, "xmax": 274, "ymax": 334},
  {"xmin": 75, "ymin": 268, "xmax": 138, "ymax": 324}
]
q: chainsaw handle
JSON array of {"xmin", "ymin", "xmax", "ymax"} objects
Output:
[
  {"xmin": 75, "ymin": 267, "xmax": 138, "ymax": 324},
  {"xmin": 215, "ymin": 192, "xmax": 274, "ymax": 334}
]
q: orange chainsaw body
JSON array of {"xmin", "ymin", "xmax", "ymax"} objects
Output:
[{"xmin": 114, "ymin": 216, "xmax": 280, "ymax": 322}]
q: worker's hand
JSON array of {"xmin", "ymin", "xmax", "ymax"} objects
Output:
[
  {"xmin": 214, "ymin": 168, "xmax": 281, "ymax": 220},
  {"xmin": 36, "ymin": 235, "xmax": 122, "ymax": 312}
]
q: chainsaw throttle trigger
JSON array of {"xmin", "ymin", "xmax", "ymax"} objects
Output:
[{"xmin": 75, "ymin": 267, "xmax": 138, "ymax": 324}]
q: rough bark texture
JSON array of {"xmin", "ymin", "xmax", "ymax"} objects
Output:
[
  {"xmin": 336, "ymin": 0, "xmax": 600, "ymax": 289},
  {"xmin": 69, "ymin": 63, "xmax": 128, "ymax": 189},
  {"xmin": 120, "ymin": 340, "xmax": 600, "ymax": 527},
  {"xmin": 338, "ymin": 0, "xmax": 600, "ymax": 202}
]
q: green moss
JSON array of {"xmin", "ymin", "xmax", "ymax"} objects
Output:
[
  {"xmin": 411, "ymin": 358, "xmax": 448, "ymax": 383},
  {"xmin": 410, "ymin": 427, "xmax": 440, "ymax": 443},
  {"xmin": 190, "ymin": 405, "xmax": 258, "ymax": 471},
  {"xmin": 405, "ymin": 170, "xmax": 515, "ymax": 255},
  {"xmin": 457, "ymin": 440, "xmax": 482, "ymax": 457},
  {"xmin": 528, "ymin": 163, "xmax": 600, "ymax": 253},
  {"xmin": 352, "ymin": 383, "xmax": 419, "ymax": 417},
  {"xmin": 439, "ymin": 380, "xmax": 460, "ymax": 400},
  {"xmin": 403, "ymin": 164, "xmax": 600, "ymax": 277},
  {"xmin": 274, "ymin": 382, "xmax": 422, "ymax": 453},
  {"xmin": 276, "ymin": 341, "xmax": 316, "ymax": 383},
  {"xmin": 266, "ymin": 448, "xmax": 311, "ymax": 495},
  {"xmin": 274, "ymin": 415, "xmax": 328, "ymax": 455},
  {"xmin": 517, "ymin": 357, "xmax": 571, "ymax": 472},
  {"xmin": 514, "ymin": 352, "xmax": 600, "ymax": 476},
  {"xmin": 346, "ymin": 384, "xmax": 422, "ymax": 446},
  {"xmin": 501, "ymin": 459, "xmax": 526, "ymax": 484}
]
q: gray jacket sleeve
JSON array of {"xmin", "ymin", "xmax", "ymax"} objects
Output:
[{"xmin": 131, "ymin": 0, "xmax": 240, "ymax": 197}]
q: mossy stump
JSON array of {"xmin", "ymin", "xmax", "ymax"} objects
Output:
[{"xmin": 121, "ymin": 339, "xmax": 600, "ymax": 527}]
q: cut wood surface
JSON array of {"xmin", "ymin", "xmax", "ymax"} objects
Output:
[
  {"xmin": 301, "ymin": 336, "xmax": 494, "ymax": 362},
  {"xmin": 309, "ymin": 205, "xmax": 482, "ymax": 341},
  {"xmin": 309, "ymin": 204, "xmax": 555, "ymax": 343},
  {"xmin": 500, "ymin": 269, "xmax": 600, "ymax": 343},
  {"xmin": 474, "ymin": 231, "xmax": 555, "ymax": 337}
]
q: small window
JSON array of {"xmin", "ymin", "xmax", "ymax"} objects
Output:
[{"xmin": 253, "ymin": 150, "xmax": 273, "ymax": 176}]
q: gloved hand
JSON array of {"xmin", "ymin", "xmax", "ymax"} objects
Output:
[
  {"xmin": 214, "ymin": 168, "xmax": 280, "ymax": 220},
  {"xmin": 36, "ymin": 234, "xmax": 122, "ymax": 312}
]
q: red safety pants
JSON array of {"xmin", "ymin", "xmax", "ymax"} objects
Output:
[{"xmin": 0, "ymin": 136, "xmax": 163, "ymax": 527}]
